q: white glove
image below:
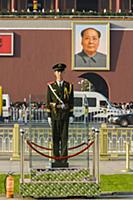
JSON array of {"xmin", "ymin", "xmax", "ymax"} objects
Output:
[
  {"xmin": 69, "ymin": 116, "xmax": 74, "ymax": 124},
  {"xmin": 48, "ymin": 117, "xmax": 52, "ymax": 127},
  {"xmin": 61, "ymin": 103, "xmax": 65, "ymax": 109}
]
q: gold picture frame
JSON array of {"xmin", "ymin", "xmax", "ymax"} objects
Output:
[{"xmin": 72, "ymin": 22, "xmax": 110, "ymax": 70}]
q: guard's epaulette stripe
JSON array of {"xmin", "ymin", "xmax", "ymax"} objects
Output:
[
  {"xmin": 69, "ymin": 83, "xmax": 72, "ymax": 94},
  {"xmin": 47, "ymin": 81, "xmax": 54, "ymax": 85}
]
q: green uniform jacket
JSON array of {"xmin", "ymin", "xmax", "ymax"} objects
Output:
[{"xmin": 47, "ymin": 81, "xmax": 74, "ymax": 120}]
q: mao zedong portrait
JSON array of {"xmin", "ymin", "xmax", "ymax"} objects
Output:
[{"xmin": 75, "ymin": 28, "xmax": 106, "ymax": 68}]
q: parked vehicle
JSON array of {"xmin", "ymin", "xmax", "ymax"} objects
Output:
[
  {"xmin": 2, "ymin": 94, "xmax": 11, "ymax": 119},
  {"xmin": 108, "ymin": 113, "xmax": 133, "ymax": 127},
  {"xmin": 73, "ymin": 91, "xmax": 123, "ymax": 121}
]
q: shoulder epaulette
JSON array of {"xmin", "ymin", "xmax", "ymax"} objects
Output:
[
  {"xmin": 47, "ymin": 81, "xmax": 54, "ymax": 85},
  {"xmin": 69, "ymin": 82, "xmax": 73, "ymax": 85},
  {"xmin": 64, "ymin": 81, "xmax": 73, "ymax": 85}
]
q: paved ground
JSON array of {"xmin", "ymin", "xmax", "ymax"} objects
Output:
[{"xmin": 0, "ymin": 159, "xmax": 133, "ymax": 174}]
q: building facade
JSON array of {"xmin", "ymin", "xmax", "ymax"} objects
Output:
[
  {"xmin": 0, "ymin": 1, "xmax": 133, "ymax": 103},
  {"xmin": 0, "ymin": 0, "xmax": 132, "ymax": 13},
  {"xmin": 0, "ymin": 18, "xmax": 133, "ymax": 103}
]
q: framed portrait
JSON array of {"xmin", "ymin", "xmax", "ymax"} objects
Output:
[
  {"xmin": 72, "ymin": 22, "xmax": 110, "ymax": 70},
  {"xmin": 0, "ymin": 33, "xmax": 14, "ymax": 56}
]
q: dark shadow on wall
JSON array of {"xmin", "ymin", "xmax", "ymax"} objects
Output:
[
  {"xmin": 110, "ymin": 30, "xmax": 124, "ymax": 71},
  {"xmin": 14, "ymin": 33, "xmax": 21, "ymax": 57},
  {"xmin": 79, "ymin": 72, "xmax": 109, "ymax": 98}
]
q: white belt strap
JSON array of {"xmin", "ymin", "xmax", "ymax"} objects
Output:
[{"xmin": 48, "ymin": 84, "xmax": 64, "ymax": 105}]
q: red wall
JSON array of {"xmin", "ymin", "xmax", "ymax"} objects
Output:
[{"xmin": 0, "ymin": 29, "xmax": 133, "ymax": 103}]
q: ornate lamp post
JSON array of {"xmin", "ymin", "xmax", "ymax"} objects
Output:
[
  {"xmin": 78, "ymin": 79, "xmax": 94, "ymax": 92},
  {"xmin": 33, "ymin": 0, "xmax": 38, "ymax": 11}
]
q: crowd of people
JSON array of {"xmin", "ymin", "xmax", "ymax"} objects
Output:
[
  {"xmin": 2, "ymin": 100, "xmax": 133, "ymax": 123},
  {"xmin": 112, "ymin": 101, "xmax": 133, "ymax": 113},
  {"xmin": 8, "ymin": 101, "xmax": 47, "ymax": 123}
]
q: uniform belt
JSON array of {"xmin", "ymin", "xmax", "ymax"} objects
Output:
[{"xmin": 56, "ymin": 104, "xmax": 69, "ymax": 109}]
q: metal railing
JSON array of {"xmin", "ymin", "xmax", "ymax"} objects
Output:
[
  {"xmin": 0, "ymin": 11, "xmax": 133, "ymax": 18},
  {"xmin": 0, "ymin": 124, "xmax": 133, "ymax": 161},
  {"xmin": 100, "ymin": 124, "xmax": 133, "ymax": 160},
  {"xmin": 10, "ymin": 107, "xmax": 48, "ymax": 123},
  {"xmin": 0, "ymin": 128, "xmax": 13, "ymax": 152},
  {"xmin": 8, "ymin": 106, "xmax": 129, "ymax": 124}
]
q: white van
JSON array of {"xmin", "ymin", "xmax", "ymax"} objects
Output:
[
  {"xmin": 74, "ymin": 91, "xmax": 122, "ymax": 120},
  {"xmin": 2, "ymin": 94, "xmax": 11, "ymax": 119}
]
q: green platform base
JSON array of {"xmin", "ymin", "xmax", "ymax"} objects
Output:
[
  {"xmin": 20, "ymin": 182, "xmax": 100, "ymax": 198},
  {"xmin": 20, "ymin": 168, "xmax": 100, "ymax": 198}
]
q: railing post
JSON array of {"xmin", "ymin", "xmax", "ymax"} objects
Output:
[
  {"xmin": 95, "ymin": 129, "xmax": 100, "ymax": 184},
  {"xmin": 11, "ymin": 124, "xmax": 20, "ymax": 160},
  {"xmin": 20, "ymin": 128, "xmax": 25, "ymax": 183},
  {"xmin": 92, "ymin": 128, "xmax": 96, "ymax": 178},
  {"xmin": 126, "ymin": 141, "xmax": 130, "ymax": 171},
  {"xmin": 122, "ymin": 141, "xmax": 133, "ymax": 172},
  {"xmin": 48, "ymin": 140, "xmax": 52, "ymax": 167},
  {"xmin": 100, "ymin": 123, "xmax": 108, "ymax": 160}
]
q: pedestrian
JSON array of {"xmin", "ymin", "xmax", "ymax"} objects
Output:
[{"xmin": 47, "ymin": 63, "xmax": 74, "ymax": 167}]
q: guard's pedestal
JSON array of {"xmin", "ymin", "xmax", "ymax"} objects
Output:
[
  {"xmin": 20, "ymin": 168, "xmax": 100, "ymax": 198},
  {"xmin": 51, "ymin": 161, "xmax": 69, "ymax": 168}
]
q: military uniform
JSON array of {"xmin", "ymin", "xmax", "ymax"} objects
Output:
[{"xmin": 47, "ymin": 63, "xmax": 74, "ymax": 166}]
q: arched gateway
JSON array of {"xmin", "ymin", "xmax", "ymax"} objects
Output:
[{"xmin": 79, "ymin": 73, "xmax": 109, "ymax": 99}]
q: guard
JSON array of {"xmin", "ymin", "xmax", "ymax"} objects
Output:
[{"xmin": 47, "ymin": 63, "xmax": 74, "ymax": 167}]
